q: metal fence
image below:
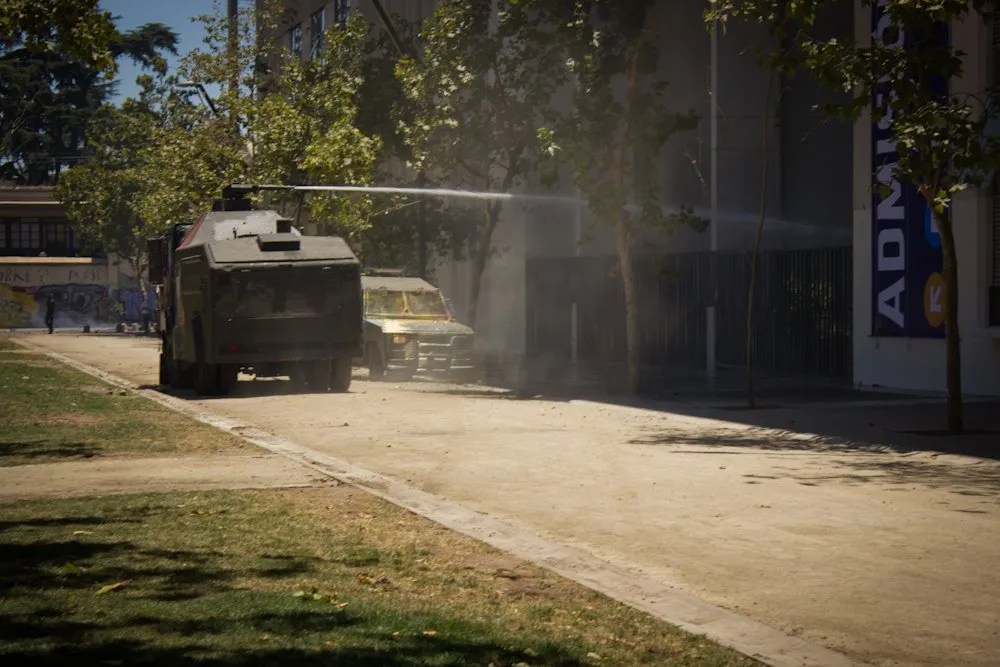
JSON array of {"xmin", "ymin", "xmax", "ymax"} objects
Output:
[{"xmin": 525, "ymin": 247, "xmax": 852, "ymax": 387}]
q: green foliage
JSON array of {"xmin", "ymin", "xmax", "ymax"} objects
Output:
[
  {"xmin": 705, "ymin": 0, "xmax": 1000, "ymax": 209},
  {"xmin": 0, "ymin": 19, "xmax": 177, "ymax": 184},
  {"xmin": 396, "ymin": 1, "xmax": 564, "ymax": 189},
  {"xmin": 0, "ymin": 0, "xmax": 118, "ymax": 73},
  {"xmin": 396, "ymin": 0, "xmax": 566, "ymax": 317},
  {"xmin": 539, "ymin": 0, "xmax": 704, "ymax": 241},
  {"xmin": 56, "ymin": 90, "xmax": 164, "ymax": 277}
]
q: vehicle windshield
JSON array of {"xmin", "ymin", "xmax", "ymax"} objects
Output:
[
  {"xmin": 365, "ymin": 289, "xmax": 449, "ymax": 318},
  {"xmin": 406, "ymin": 290, "xmax": 449, "ymax": 316}
]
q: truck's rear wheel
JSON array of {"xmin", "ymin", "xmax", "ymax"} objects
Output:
[
  {"xmin": 331, "ymin": 357, "xmax": 352, "ymax": 393},
  {"xmin": 308, "ymin": 360, "xmax": 331, "ymax": 392},
  {"xmin": 219, "ymin": 364, "xmax": 239, "ymax": 394},
  {"xmin": 158, "ymin": 353, "xmax": 170, "ymax": 386},
  {"xmin": 169, "ymin": 360, "xmax": 193, "ymax": 390},
  {"xmin": 195, "ymin": 362, "xmax": 222, "ymax": 396}
]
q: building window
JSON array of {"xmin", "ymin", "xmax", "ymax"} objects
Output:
[
  {"xmin": 333, "ymin": 0, "xmax": 350, "ymax": 24},
  {"xmin": 0, "ymin": 221, "xmax": 7, "ymax": 250},
  {"xmin": 290, "ymin": 23, "xmax": 302, "ymax": 59},
  {"xmin": 10, "ymin": 220, "xmax": 40, "ymax": 251},
  {"xmin": 309, "ymin": 8, "xmax": 325, "ymax": 59},
  {"xmin": 45, "ymin": 222, "xmax": 67, "ymax": 246}
]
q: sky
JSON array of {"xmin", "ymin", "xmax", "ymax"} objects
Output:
[{"xmin": 100, "ymin": 0, "xmax": 226, "ymax": 103}]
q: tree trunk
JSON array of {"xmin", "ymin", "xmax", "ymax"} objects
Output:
[
  {"xmin": 466, "ymin": 200, "xmax": 503, "ymax": 329},
  {"xmin": 615, "ymin": 219, "xmax": 640, "ymax": 394},
  {"xmin": 747, "ymin": 69, "xmax": 777, "ymax": 409},
  {"xmin": 610, "ymin": 40, "xmax": 644, "ymax": 395},
  {"xmin": 936, "ymin": 210, "xmax": 963, "ymax": 433}
]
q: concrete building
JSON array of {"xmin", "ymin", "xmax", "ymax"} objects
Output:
[
  {"xmin": 259, "ymin": 1, "xmax": 1000, "ymax": 397},
  {"xmin": 0, "ymin": 186, "xmax": 155, "ymax": 329},
  {"xmin": 0, "ymin": 186, "xmax": 80, "ymax": 257},
  {"xmin": 853, "ymin": 3, "xmax": 1000, "ymax": 396},
  {"xmin": 261, "ymin": 0, "xmax": 854, "ymax": 359}
]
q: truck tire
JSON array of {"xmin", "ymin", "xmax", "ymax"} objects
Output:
[
  {"xmin": 330, "ymin": 357, "xmax": 352, "ymax": 393},
  {"xmin": 367, "ymin": 344, "xmax": 385, "ymax": 381},
  {"xmin": 159, "ymin": 353, "xmax": 170, "ymax": 386},
  {"xmin": 219, "ymin": 364, "xmax": 239, "ymax": 394},
  {"xmin": 308, "ymin": 360, "xmax": 331, "ymax": 392},
  {"xmin": 195, "ymin": 362, "xmax": 221, "ymax": 396}
]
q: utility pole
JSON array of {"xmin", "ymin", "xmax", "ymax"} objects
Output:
[
  {"xmin": 228, "ymin": 0, "xmax": 240, "ymax": 141},
  {"xmin": 417, "ymin": 171, "xmax": 428, "ymax": 278}
]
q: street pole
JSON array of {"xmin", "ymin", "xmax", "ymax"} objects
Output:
[
  {"xmin": 707, "ymin": 20, "xmax": 719, "ymax": 378},
  {"xmin": 418, "ymin": 171, "xmax": 428, "ymax": 278}
]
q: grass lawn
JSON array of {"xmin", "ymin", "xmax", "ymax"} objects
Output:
[
  {"xmin": 0, "ymin": 487, "xmax": 758, "ymax": 666},
  {"xmin": 0, "ymin": 345, "xmax": 241, "ymax": 466}
]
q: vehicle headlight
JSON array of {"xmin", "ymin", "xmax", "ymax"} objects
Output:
[{"xmin": 392, "ymin": 335, "xmax": 407, "ymax": 345}]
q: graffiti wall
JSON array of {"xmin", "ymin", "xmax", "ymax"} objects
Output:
[
  {"xmin": 0, "ymin": 263, "xmax": 110, "ymax": 329},
  {"xmin": 116, "ymin": 287, "xmax": 157, "ymax": 322},
  {"xmin": 0, "ymin": 261, "xmax": 157, "ymax": 329}
]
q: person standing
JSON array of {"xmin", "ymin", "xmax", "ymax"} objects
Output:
[
  {"xmin": 140, "ymin": 297, "xmax": 151, "ymax": 334},
  {"xmin": 44, "ymin": 295, "xmax": 55, "ymax": 334}
]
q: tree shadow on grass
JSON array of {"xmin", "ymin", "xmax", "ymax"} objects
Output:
[
  {"xmin": 0, "ymin": 440, "xmax": 100, "ymax": 463},
  {"xmin": 0, "ymin": 505, "xmax": 590, "ymax": 667},
  {"xmin": 2, "ymin": 636, "xmax": 587, "ymax": 667}
]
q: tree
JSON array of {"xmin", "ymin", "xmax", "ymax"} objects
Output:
[
  {"xmin": 133, "ymin": 3, "xmax": 385, "ymax": 248},
  {"xmin": 56, "ymin": 89, "xmax": 164, "ymax": 293},
  {"xmin": 395, "ymin": 0, "xmax": 565, "ymax": 329},
  {"xmin": 539, "ymin": 0, "xmax": 704, "ymax": 394},
  {"xmin": 707, "ymin": 0, "xmax": 1000, "ymax": 433},
  {"xmin": 0, "ymin": 0, "xmax": 118, "ymax": 73},
  {"xmin": 355, "ymin": 12, "xmax": 475, "ymax": 276},
  {"xmin": 0, "ymin": 21, "xmax": 177, "ymax": 184}
]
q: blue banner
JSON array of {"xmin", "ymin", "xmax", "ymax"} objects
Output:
[{"xmin": 870, "ymin": 1, "xmax": 946, "ymax": 338}]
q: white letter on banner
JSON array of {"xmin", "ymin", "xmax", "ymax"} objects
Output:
[
  {"xmin": 877, "ymin": 228, "xmax": 905, "ymax": 271},
  {"xmin": 877, "ymin": 277, "xmax": 905, "ymax": 327}
]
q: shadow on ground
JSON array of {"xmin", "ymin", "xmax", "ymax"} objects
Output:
[
  {"xmin": 2, "ymin": 638, "xmax": 585, "ymax": 667},
  {"xmin": 497, "ymin": 364, "xmax": 1000, "ymax": 460},
  {"xmin": 0, "ymin": 503, "xmax": 587, "ymax": 667},
  {"xmin": 0, "ymin": 441, "xmax": 99, "ymax": 463}
]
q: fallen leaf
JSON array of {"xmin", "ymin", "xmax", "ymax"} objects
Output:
[
  {"xmin": 72, "ymin": 530, "xmax": 94, "ymax": 536},
  {"xmin": 423, "ymin": 630, "xmax": 438, "ymax": 637},
  {"xmin": 587, "ymin": 653, "xmax": 602, "ymax": 661},
  {"xmin": 260, "ymin": 634, "xmax": 270, "ymax": 641},
  {"xmin": 323, "ymin": 641, "xmax": 335, "ymax": 648},
  {"xmin": 96, "ymin": 581, "xmax": 127, "ymax": 595},
  {"xmin": 337, "ymin": 602, "xmax": 349, "ymax": 608}
]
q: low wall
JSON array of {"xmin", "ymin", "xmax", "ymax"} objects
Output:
[{"xmin": 0, "ymin": 261, "xmax": 155, "ymax": 329}]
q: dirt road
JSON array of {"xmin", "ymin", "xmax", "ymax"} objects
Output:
[{"xmin": 18, "ymin": 332, "xmax": 1000, "ymax": 667}]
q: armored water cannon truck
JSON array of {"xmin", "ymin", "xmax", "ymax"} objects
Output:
[{"xmin": 148, "ymin": 184, "xmax": 363, "ymax": 396}]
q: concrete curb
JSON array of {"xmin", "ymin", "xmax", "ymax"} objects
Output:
[{"xmin": 16, "ymin": 337, "xmax": 866, "ymax": 667}]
